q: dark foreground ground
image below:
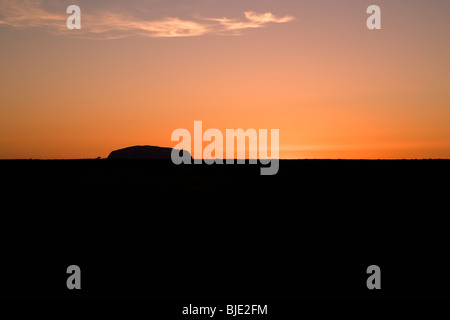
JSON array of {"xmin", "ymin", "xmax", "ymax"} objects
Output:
[{"xmin": 0, "ymin": 159, "xmax": 449, "ymax": 301}]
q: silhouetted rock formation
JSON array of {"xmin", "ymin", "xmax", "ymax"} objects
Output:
[{"xmin": 107, "ymin": 145, "xmax": 191, "ymax": 160}]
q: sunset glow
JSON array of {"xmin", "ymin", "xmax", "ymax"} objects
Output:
[{"xmin": 1, "ymin": 0, "xmax": 449, "ymax": 159}]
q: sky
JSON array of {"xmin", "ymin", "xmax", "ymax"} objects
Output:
[{"xmin": 1, "ymin": 0, "xmax": 450, "ymax": 159}]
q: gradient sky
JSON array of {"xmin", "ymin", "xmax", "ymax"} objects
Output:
[{"xmin": 1, "ymin": 0, "xmax": 450, "ymax": 159}]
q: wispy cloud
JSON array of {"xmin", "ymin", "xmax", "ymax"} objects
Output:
[
  {"xmin": 211, "ymin": 11, "xmax": 295, "ymax": 33},
  {"xmin": 85, "ymin": 13, "xmax": 210, "ymax": 38},
  {"xmin": 0, "ymin": 0, "xmax": 64, "ymax": 28},
  {"xmin": 0, "ymin": 0, "xmax": 294, "ymax": 38}
]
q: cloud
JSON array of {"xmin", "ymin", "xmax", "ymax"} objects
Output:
[
  {"xmin": 85, "ymin": 13, "xmax": 210, "ymax": 38},
  {"xmin": 0, "ymin": 0, "xmax": 64, "ymax": 28},
  {"xmin": 212, "ymin": 11, "xmax": 295, "ymax": 32},
  {"xmin": 0, "ymin": 1, "xmax": 294, "ymax": 38}
]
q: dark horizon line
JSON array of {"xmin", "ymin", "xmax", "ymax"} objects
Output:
[{"xmin": 0, "ymin": 158, "xmax": 449, "ymax": 161}]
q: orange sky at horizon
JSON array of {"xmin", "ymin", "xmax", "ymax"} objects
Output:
[{"xmin": 1, "ymin": 0, "xmax": 449, "ymax": 159}]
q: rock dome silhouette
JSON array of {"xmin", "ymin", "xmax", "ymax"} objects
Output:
[{"xmin": 107, "ymin": 145, "xmax": 191, "ymax": 160}]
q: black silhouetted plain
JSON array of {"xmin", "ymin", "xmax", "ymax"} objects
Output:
[{"xmin": 1, "ymin": 155, "xmax": 449, "ymax": 300}]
